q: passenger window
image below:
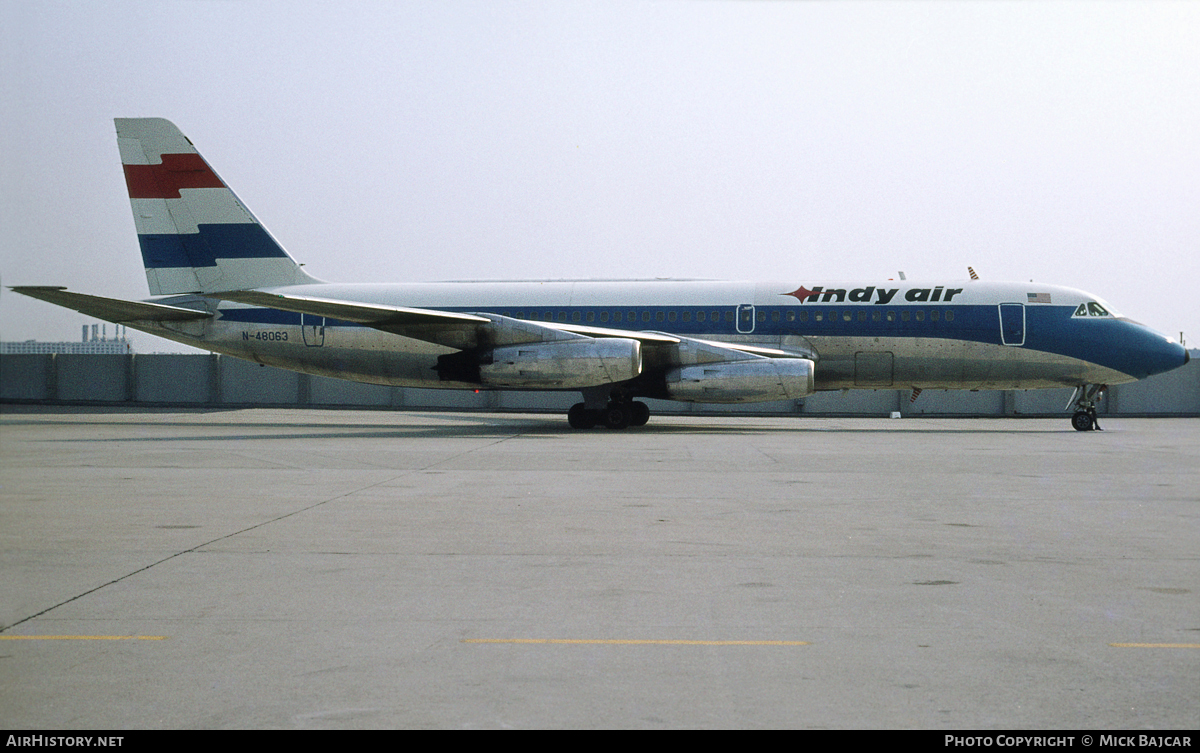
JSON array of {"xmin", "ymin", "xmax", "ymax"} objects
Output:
[
  {"xmin": 901, "ymin": 311, "xmax": 910, "ymax": 322},
  {"xmin": 642, "ymin": 311, "xmax": 651, "ymax": 323},
  {"xmin": 886, "ymin": 310, "xmax": 896, "ymax": 322},
  {"xmin": 756, "ymin": 311, "xmax": 764, "ymax": 323},
  {"xmin": 915, "ymin": 311, "xmax": 925, "ymax": 321},
  {"xmin": 843, "ymin": 311, "xmax": 852, "ymax": 322},
  {"xmin": 681, "ymin": 311, "xmax": 690, "ymax": 323},
  {"xmin": 724, "ymin": 311, "xmax": 734, "ymax": 323},
  {"xmin": 930, "ymin": 310, "xmax": 939, "ymax": 322},
  {"xmin": 571, "ymin": 311, "xmax": 581, "ymax": 322},
  {"xmin": 586, "ymin": 311, "xmax": 595, "ymax": 323},
  {"xmin": 656, "ymin": 311, "xmax": 665, "ymax": 323},
  {"xmin": 945, "ymin": 310, "xmax": 954, "ymax": 322},
  {"xmin": 786, "ymin": 310, "xmax": 795, "ymax": 322},
  {"xmin": 799, "ymin": 311, "xmax": 808, "ymax": 323},
  {"xmin": 600, "ymin": 311, "xmax": 609, "ymax": 323},
  {"xmin": 696, "ymin": 311, "xmax": 706, "ymax": 323}
]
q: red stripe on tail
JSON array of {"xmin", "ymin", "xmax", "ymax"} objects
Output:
[{"xmin": 123, "ymin": 153, "xmax": 224, "ymax": 199}]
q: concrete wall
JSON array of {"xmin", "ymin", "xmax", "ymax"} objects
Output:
[
  {"xmin": 3, "ymin": 351, "xmax": 1197, "ymax": 416},
  {"xmin": 134, "ymin": 354, "xmax": 216, "ymax": 404}
]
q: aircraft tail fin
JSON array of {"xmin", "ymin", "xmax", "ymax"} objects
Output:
[{"xmin": 115, "ymin": 118, "xmax": 320, "ymax": 296}]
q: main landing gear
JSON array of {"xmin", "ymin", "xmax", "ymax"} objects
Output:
[
  {"xmin": 1068, "ymin": 384, "xmax": 1107, "ymax": 432},
  {"xmin": 567, "ymin": 399, "xmax": 651, "ymax": 430}
]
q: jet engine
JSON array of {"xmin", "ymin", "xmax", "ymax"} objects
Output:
[
  {"xmin": 480, "ymin": 338, "xmax": 642, "ymax": 389},
  {"xmin": 665, "ymin": 357, "xmax": 815, "ymax": 403}
]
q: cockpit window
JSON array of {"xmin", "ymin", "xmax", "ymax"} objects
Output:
[{"xmin": 1074, "ymin": 301, "xmax": 1113, "ymax": 318}]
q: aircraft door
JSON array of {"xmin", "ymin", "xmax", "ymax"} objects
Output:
[
  {"xmin": 737, "ymin": 304, "xmax": 755, "ymax": 333},
  {"xmin": 999, "ymin": 304, "xmax": 1025, "ymax": 346},
  {"xmin": 302, "ymin": 313, "xmax": 326, "ymax": 347}
]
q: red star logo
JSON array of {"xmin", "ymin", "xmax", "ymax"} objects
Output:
[{"xmin": 784, "ymin": 286, "xmax": 819, "ymax": 303}]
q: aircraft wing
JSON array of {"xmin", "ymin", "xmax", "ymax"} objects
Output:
[
  {"xmin": 209, "ymin": 290, "xmax": 588, "ymax": 350},
  {"xmin": 209, "ymin": 291, "xmax": 490, "ymax": 327},
  {"xmin": 213, "ymin": 291, "xmax": 694, "ymax": 350},
  {"xmin": 550, "ymin": 325, "xmax": 815, "ymax": 360},
  {"xmin": 685, "ymin": 337, "xmax": 813, "ymax": 359},
  {"xmin": 10, "ymin": 286, "xmax": 212, "ymax": 322},
  {"xmin": 538, "ymin": 322, "xmax": 680, "ymax": 344},
  {"xmin": 433, "ymin": 319, "xmax": 809, "ymax": 358},
  {"xmin": 209, "ymin": 290, "xmax": 816, "ymax": 361}
]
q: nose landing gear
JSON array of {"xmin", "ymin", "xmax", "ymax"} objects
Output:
[{"xmin": 1068, "ymin": 384, "xmax": 1106, "ymax": 431}]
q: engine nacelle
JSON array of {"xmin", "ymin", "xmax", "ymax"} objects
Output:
[
  {"xmin": 480, "ymin": 338, "xmax": 642, "ymax": 389},
  {"xmin": 666, "ymin": 358, "xmax": 815, "ymax": 403}
]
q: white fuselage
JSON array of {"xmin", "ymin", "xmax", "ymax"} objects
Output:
[{"xmin": 134, "ymin": 278, "xmax": 1184, "ymax": 396}]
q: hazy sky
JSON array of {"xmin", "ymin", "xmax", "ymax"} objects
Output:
[{"xmin": 2, "ymin": 1, "xmax": 1197, "ymax": 352}]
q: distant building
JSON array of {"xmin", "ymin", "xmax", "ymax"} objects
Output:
[{"xmin": 1, "ymin": 323, "xmax": 134, "ymax": 355}]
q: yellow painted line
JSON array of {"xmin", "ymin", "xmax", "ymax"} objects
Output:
[
  {"xmin": 1109, "ymin": 643, "xmax": 1200, "ymax": 648},
  {"xmin": 0, "ymin": 635, "xmax": 166, "ymax": 641},
  {"xmin": 463, "ymin": 639, "xmax": 809, "ymax": 646}
]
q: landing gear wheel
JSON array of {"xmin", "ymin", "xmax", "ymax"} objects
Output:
[
  {"xmin": 568, "ymin": 403, "xmax": 596, "ymax": 430},
  {"xmin": 602, "ymin": 404, "xmax": 631, "ymax": 430},
  {"xmin": 1071, "ymin": 411, "xmax": 1094, "ymax": 432},
  {"xmin": 629, "ymin": 401, "xmax": 650, "ymax": 427},
  {"xmin": 1068, "ymin": 384, "xmax": 1106, "ymax": 432}
]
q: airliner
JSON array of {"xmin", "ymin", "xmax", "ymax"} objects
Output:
[{"xmin": 12, "ymin": 118, "xmax": 1190, "ymax": 431}]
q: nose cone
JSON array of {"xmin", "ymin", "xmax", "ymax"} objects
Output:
[{"xmin": 1134, "ymin": 326, "xmax": 1191, "ymax": 379}]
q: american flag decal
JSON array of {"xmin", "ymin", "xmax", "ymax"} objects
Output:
[{"xmin": 1028, "ymin": 292, "xmax": 1052, "ymax": 304}]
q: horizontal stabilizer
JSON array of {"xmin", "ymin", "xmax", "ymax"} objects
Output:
[{"xmin": 10, "ymin": 286, "xmax": 212, "ymax": 322}]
